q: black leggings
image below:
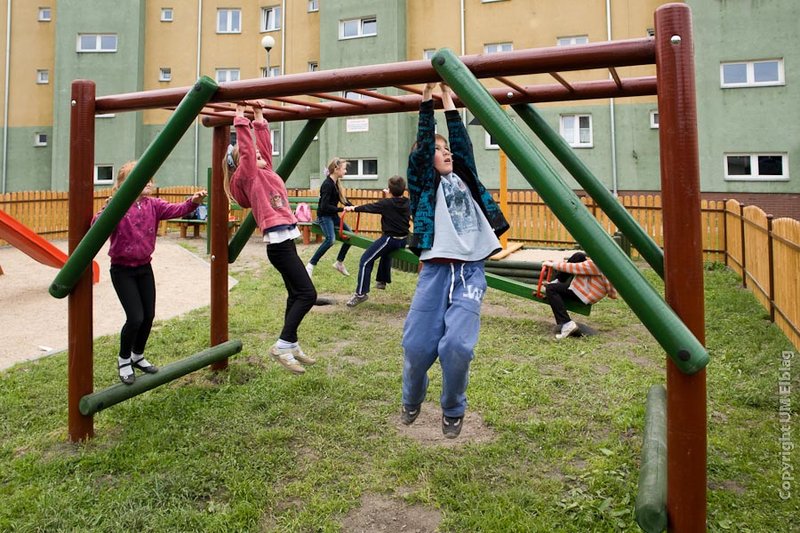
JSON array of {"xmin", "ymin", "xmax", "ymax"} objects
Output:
[
  {"xmin": 266, "ymin": 239, "xmax": 317, "ymax": 343},
  {"xmin": 110, "ymin": 263, "xmax": 156, "ymax": 359},
  {"xmin": 544, "ymin": 252, "xmax": 586, "ymax": 326}
]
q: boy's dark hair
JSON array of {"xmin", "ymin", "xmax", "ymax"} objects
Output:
[{"xmin": 388, "ymin": 175, "xmax": 406, "ymax": 197}]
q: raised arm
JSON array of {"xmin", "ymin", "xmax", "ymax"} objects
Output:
[
  {"xmin": 442, "ymin": 83, "xmax": 476, "ymax": 174},
  {"xmin": 408, "ymin": 83, "xmax": 437, "ymax": 186},
  {"xmin": 252, "ymin": 102, "xmax": 274, "ymax": 169},
  {"xmin": 234, "ymin": 104, "xmax": 257, "ymax": 179}
]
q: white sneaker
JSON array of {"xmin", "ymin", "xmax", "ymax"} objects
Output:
[
  {"xmin": 333, "ymin": 261, "xmax": 350, "ymax": 276},
  {"xmin": 555, "ymin": 320, "xmax": 580, "ymax": 340},
  {"xmin": 291, "ymin": 345, "xmax": 316, "ymax": 365},
  {"xmin": 269, "ymin": 344, "xmax": 306, "ymax": 374},
  {"xmin": 305, "ymin": 263, "xmax": 314, "ymax": 278}
]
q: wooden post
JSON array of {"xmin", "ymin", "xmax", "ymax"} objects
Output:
[
  {"xmin": 767, "ymin": 215, "xmax": 775, "ymax": 322},
  {"xmin": 499, "ymin": 148, "xmax": 509, "ymax": 249},
  {"xmin": 740, "ymin": 203, "xmax": 747, "ymax": 288},
  {"xmin": 210, "ymin": 126, "xmax": 230, "ymax": 371},
  {"xmin": 722, "ymin": 199, "xmax": 728, "ymax": 267}
]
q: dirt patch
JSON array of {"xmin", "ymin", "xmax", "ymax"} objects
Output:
[
  {"xmin": 395, "ymin": 402, "xmax": 495, "ymax": 447},
  {"xmin": 341, "ymin": 493, "xmax": 441, "ymax": 533},
  {"xmin": 709, "ymin": 479, "xmax": 746, "ymax": 495}
]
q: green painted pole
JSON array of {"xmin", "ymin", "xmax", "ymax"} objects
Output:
[
  {"xmin": 635, "ymin": 384, "xmax": 668, "ymax": 533},
  {"xmin": 432, "ymin": 48, "xmax": 707, "ymax": 374},
  {"xmin": 50, "ymin": 76, "xmax": 219, "ymax": 299},
  {"xmin": 512, "ymin": 103, "xmax": 665, "ymax": 279},
  {"xmin": 228, "ymin": 118, "xmax": 326, "ymax": 263},
  {"xmin": 79, "ymin": 340, "xmax": 242, "ymax": 416}
]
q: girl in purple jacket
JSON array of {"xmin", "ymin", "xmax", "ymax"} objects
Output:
[
  {"xmin": 95, "ymin": 161, "xmax": 207, "ymax": 384},
  {"xmin": 223, "ymin": 103, "xmax": 317, "ymax": 375}
]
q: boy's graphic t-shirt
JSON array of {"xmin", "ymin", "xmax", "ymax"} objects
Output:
[{"xmin": 420, "ymin": 172, "xmax": 501, "ymax": 262}]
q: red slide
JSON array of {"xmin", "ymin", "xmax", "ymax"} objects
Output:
[{"xmin": 0, "ymin": 210, "xmax": 100, "ymax": 284}]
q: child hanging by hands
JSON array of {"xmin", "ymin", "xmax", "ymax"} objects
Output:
[
  {"xmin": 343, "ymin": 175, "xmax": 410, "ymax": 307},
  {"xmin": 95, "ymin": 162, "xmax": 207, "ymax": 385},
  {"xmin": 223, "ymin": 102, "xmax": 317, "ymax": 375}
]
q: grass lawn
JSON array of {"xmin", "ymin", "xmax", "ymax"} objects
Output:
[{"xmin": 1, "ymin": 242, "xmax": 797, "ymax": 532}]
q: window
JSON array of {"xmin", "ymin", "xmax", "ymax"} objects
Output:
[
  {"xmin": 159, "ymin": 68, "xmax": 172, "ymax": 82},
  {"xmin": 271, "ymin": 130, "xmax": 281, "ymax": 155},
  {"xmin": 261, "ymin": 66, "xmax": 280, "ymax": 78},
  {"xmin": 724, "ymin": 153, "xmax": 788, "ymax": 181},
  {"xmin": 38, "ymin": 7, "xmax": 52, "ymax": 21},
  {"xmin": 649, "ymin": 110, "xmax": 659, "ymax": 129},
  {"xmin": 484, "ymin": 43, "xmax": 512, "ymax": 54},
  {"xmin": 261, "ymin": 6, "xmax": 280, "ymax": 31},
  {"xmin": 308, "ymin": 61, "xmax": 318, "ymax": 72},
  {"xmin": 94, "ymin": 165, "xmax": 114, "ymax": 184},
  {"xmin": 560, "ymin": 114, "xmax": 593, "ymax": 147},
  {"xmin": 36, "ymin": 69, "xmax": 49, "ymax": 84},
  {"xmin": 557, "ymin": 35, "xmax": 589, "ymax": 47},
  {"xmin": 721, "ymin": 59, "xmax": 783, "ymax": 88},
  {"xmin": 344, "ymin": 158, "xmax": 378, "ymax": 179},
  {"xmin": 485, "ymin": 131, "xmax": 499, "ymax": 150},
  {"xmin": 339, "ymin": 17, "xmax": 377, "ymax": 39},
  {"xmin": 34, "ymin": 133, "xmax": 48, "ymax": 146},
  {"xmin": 215, "ymin": 69, "xmax": 240, "ymax": 83},
  {"xmin": 423, "ymin": 49, "xmax": 436, "ymax": 60},
  {"xmin": 217, "ymin": 9, "xmax": 241, "ymax": 34},
  {"xmin": 77, "ymin": 34, "xmax": 118, "ymax": 53},
  {"xmin": 96, "ymin": 113, "xmax": 116, "ymax": 119},
  {"xmin": 343, "ymin": 90, "xmax": 377, "ymax": 100},
  {"xmin": 161, "ymin": 8, "xmax": 173, "ymax": 22},
  {"xmin": 646, "ymin": 27, "xmax": 655, "ymax": 37},
  {"xmin": 308, "ymin": 0, "xmax": 319, "ymax": 12}
]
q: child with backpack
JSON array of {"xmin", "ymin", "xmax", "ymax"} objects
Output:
[{"xmin": 343, "ymin": 176, "xmax": 410, "ymax": 307}]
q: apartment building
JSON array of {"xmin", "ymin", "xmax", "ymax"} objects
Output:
[{"xmin": 0, "ymin": 0, "xmax": 796, "ymax": 217}]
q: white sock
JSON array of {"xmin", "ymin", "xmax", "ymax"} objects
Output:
[
  {"xmin": 131, "ymin": 352, "xmax": 154, "ymax": 367},
  {"xmin": 276, "ymin": 339, "xmax": 298, "ymax": 350},
  {"xmin": 118, "ymin": 356, "xmax": 134, "ymax": 377}
]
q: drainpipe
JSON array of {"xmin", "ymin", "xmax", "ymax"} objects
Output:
[
  {"xmin": 2, "ymin": 0, "xmax": 11, "ymax": 193},
  {"xmin": 280, "ymin": 0, "xmax": 286, "ymax": 163},
  {"xmin": 193, "ymin": 0, "xmax": 202, "ymax": 186},
  {"xmin": 460, "ymin": 0, "xmax": 466, "ymax": 124},
  {"xmin": 606, "ymin": 0, "xmax": 618, "ymax": 195}
]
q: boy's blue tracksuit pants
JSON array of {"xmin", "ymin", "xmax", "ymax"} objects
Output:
[{"xmin": 401, "ymin": 260, "xmax": 487, "ymax": 418}]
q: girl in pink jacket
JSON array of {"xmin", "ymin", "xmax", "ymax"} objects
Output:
[{"xmin": 223, "ymin": 103, "xmax": 317, "ymax": 375}]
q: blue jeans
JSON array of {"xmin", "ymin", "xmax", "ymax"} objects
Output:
[
  {"xmin": 401, "ymin": 261, "xmax": 487, "ymax": 417},
  {"xmin": 308, "ymin": 215, "xmax": 352, "ymax": 266},
  {"xmin": 355, "ymin": 235, "xmax": 406, "ymax": 295}
]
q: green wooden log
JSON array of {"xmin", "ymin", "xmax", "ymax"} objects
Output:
[
  {"xmin": 49, "ymin": 76, "xmax": 219, "ymax": 299},
  {"xmin": 79, "ymin": 340, "xmax": 243, "ymax": 416},
  {"xmin": 228, "ymin": 119, "xmax": 326, "ymax": 262},
  {"xmin": 635, "ymin": 384, "xmax": 668, "ymax": 533},
  {"xmin": 513, "ymin": 103, "xmax": 664, "ymax": 278},
  {"xmin": 432, "ymin": 48, "xmax": 708, "ymax": 374}
]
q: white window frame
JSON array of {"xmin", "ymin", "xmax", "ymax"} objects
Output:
[
  {"xmin": 38, "ymin": 7, "xmax": 52, "ymax": 22},
  {"xmin": 343, "ymin": 158, "xmax": 378, "ymax": 179},
  {"xmin": 215, "ymin": 68, "xmax": 240, "ymax": 83},
  {"xmin": 270, "ymin": 130, "xmax": 281, "ymax": 156},
  {"xmin": 720, "ymin": 59, "xmax": 784, "ymax": 88},
  {"xmin": 96, "ymin": 113, "xmax": 116, "ymax": 119},
  {"xmin": 308, "ymin": 61, "xmax": 318, "ymax": 72},
  {"xmin": 339, "ymin": 17, "xmax": 377, "ymax": 40},
  {"xmin": 34, "ymin": 133, "xmax": 48, "ymax": 147},
  {"xmin": 342, "ymin": 89, "xmax": 378, "ymax": 101},
  {"xmin": 261, "ymin": 66, "xmax": 280, "ymax": 78},
  {"xmin": 485, "ymin": 131, "xmax": 499, "ymax": 150},
  {"xmin": 560, "ymin": 114, "xmax": 593, "ymax": 148},
  {"xmin": 649, "ymin": 110, "xmax": 659, "ymax": 129},
  {"xmin": 159, "ymin": 68, "xmax": 172, "ymax": 82},
  {"xmin": 217, "ymin": 9, "xmax": 241, "ymax": 34},
  {"xmin": 423, "ymin": 49, "xmax": 436, "ymax": 60},
  {"xmin": 36, "ymin": 69, "xmax": 49, "ymax": 84},
  {"xmin": 484, "ymin": 42, "xmax": 513, "ymax": 54},
  {"xmin": 723, "ymin": 153, "xmax": 789, "ymax": 181},
  {"xmin": 646, "ymin": 27, "xmax": 655, "ymax": 38},
  {"xmin": 557, "ymin": 35, "xmax": 589, "ymax": 47},
  {"xmin": 77, "ymin": 34, "xmax": 118, "ymax": 53},
  {"xmin": 308, "ymin": 0, "xmax": 319, "ymax": 13},
  {"xmin": 94, "ymin": 164, "xmax": 114, "ymax": 185},
  {"xmin": 261, "ymin": 6, "xmax": 281, "ymax": 32},
  {"xmin": 161, "ymin": 8, "xmax": 173, "ymax": 22}
]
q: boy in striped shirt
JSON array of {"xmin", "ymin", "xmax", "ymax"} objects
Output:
[{"xmin": 542, "ymin": 252, "xmax": 617, "ymax": 339}]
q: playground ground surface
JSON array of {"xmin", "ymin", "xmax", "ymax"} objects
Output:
[{"xmin": 1, "ymin": 236, "xmax": 795, "ymax": 530}]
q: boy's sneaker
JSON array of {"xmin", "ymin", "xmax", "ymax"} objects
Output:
[
  {"xmin": 305, "ymin": 263, "xmax": 314, "ymax": 278},
  {"xmin": 555, "ymin": 320, "xmax": 580, "ymax": 340},
  {"xmin": 346, "ymin": 293, "xmax": 368, "ymax": 307},
  {"xmin": 333, "ymin": 261, "xmax": 350, "ymax": 276},
  {"xmin": 401, "ymin": 405, "xmax": 420, "ymax": 425},
  {"xmin": 291, "ymin": 345, "xmax": 316, "ymax": 366},
  {"xmin": 375, "ymin": 282, "xmax": 387, "ymax": 290},
  {"xmin": 442, "ymin": 415, "xmax": 464, "ymax": 439},
  {"xmin": 269, "ymin": 344, "xmax": 306, "ymax": 374}
]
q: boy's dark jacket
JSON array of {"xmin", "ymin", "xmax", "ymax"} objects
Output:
[
  {"xmin": 353, "ymin": 196, "xmax": 410, "ymax": 238},
  {"xmin": 406, "ymin": 100, "xmax": 509, "ymax": 256}
]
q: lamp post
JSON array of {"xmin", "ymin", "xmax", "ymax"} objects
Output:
[{"xmin": 261, "ymin": 35, "xmax": 275, "ymax": 78}]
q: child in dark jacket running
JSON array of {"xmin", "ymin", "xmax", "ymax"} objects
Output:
[
  {"xmin": 344, "ymin": 175, "xmax": 410, "ymax": 307},
  {"xmin": 94, "ymin": 161, "xmax": 207, "ymax": 385}
]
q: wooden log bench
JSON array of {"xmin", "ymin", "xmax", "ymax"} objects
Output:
[{"xmin": 170, "ymin": 218, "xmax": 241, "ymax": 239}]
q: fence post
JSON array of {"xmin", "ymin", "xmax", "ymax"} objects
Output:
[
  {"xmin": 767, "ymin": 215, "xmax": 775, "ymax": 322},
  {"xmin": 722, "ymin": 199, "xmax": 728, "ymax": 267},
  {"xmin": 740, "ymin": 203, "xmax": 747, "ymax": 288}
]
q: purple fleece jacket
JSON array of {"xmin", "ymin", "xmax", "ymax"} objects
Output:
[{"xmin": 94, "ymin": 196, "xmax": 196, "ymax": 267}]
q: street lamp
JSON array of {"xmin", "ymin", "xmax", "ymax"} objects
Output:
[{"xmin": 261, "ymin": 35, "xmax": 275, "ymax": 77}]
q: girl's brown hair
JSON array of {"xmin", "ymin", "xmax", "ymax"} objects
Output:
[
  {"xmin": 222, "ymin": 145, "xmax": 240, "ymax": 203},
  {"xmin": 111, "ymin": 161, "xmax": 137, "ymax": 193},
  {"xmin": 325, "ymin": 156, "xmax": 350, "ymax": 205}
]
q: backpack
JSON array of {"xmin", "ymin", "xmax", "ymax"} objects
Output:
[{"xmin": 294, "ymin": 202, "xmax": 312, "ymax": 222}]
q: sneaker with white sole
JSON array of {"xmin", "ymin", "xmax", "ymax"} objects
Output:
[
  {"xmin": 333, "ymin": 261, "xmax": 350, "ymax": 276},
  {"xmin": 305, "ymin": 263, "xmax": 314, "ymax": 278},
  {"xmin": 269, "ymin": 344, "xmax": 306, "ymax": 374},
  {"xmin": 555, "ymin": 320, "xmax": 580, "ymax": 340},
  {"xmin": 291, "ymin": 345, "xmax": 316, "ymax": 365},
  {"xmin": 346, "ymin": 293, "xmax": 368, "ymax": 307}
]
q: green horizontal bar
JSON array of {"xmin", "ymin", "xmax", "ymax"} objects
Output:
[{"xmin": 79, "ymin": 340, "xmax": 243, "ymax": 416}]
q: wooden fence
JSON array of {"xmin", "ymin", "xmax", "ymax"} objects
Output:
[{"xmin": 1, "ymin": 188, "xmax": 797, "ymax": 348}]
